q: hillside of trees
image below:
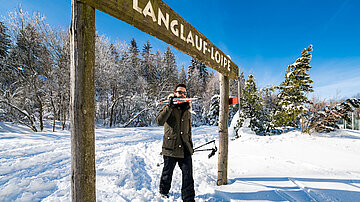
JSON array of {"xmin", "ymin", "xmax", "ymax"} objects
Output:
[
  {"xmin": 0, "ymin": 9, "xmax": 240, "ymax": 131},
  {"xmin": 1, "ymin": 9, "xmax": 359, "ymax": 134}
]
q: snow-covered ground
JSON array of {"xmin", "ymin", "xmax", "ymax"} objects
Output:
[{"xmin": 1, "ymin": 122, "xmax": 360, "ymax": 201}]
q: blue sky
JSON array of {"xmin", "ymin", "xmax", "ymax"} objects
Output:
[{"xmin": 1, "ymin": 0, "xmax": 359, "ymax": 100}]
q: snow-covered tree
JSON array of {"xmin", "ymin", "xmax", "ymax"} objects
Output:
[
  {"xmin": 129, "ymin": 38, "xmax": 140, "ymax": 70},
  {"xmin": 1, "ymin": 9, "xmax": 53, "ymax": 131},
  {"xmin": 205, "ymin": 72, "xmax": 219, "ymax": 96},
  {"xmin": 0, "ymin": 20, "xmax": 11, "ymax": 59},
  {"xmin": 187, "ymin": 58, "xmax": 209, "ymax": 97},
  {"xmin": 308, "ymin": 98, "xmax": 360, "ymax": 133},
  {"xmin": 152, "ymin": 51, "xmax": 168, "ymax": 96},
  {"xmin": 242, "ymin": 75, "xmax": 261, "ymax": 117},
  {"xmin": 274, "ymin": 45, "xmax": 314, "ymax": 128},
  {"xmin": 1, "ymin": 7, "xmax": 247, "ymax": 129},
  {"xmin": 179, "ymin": 66, "xmax": 187, "ymax": 84},
  {"xmin": 207, "ymin": 94, "xmax": 220, "ymax": 126},
  {"xmin": 45, "ymin": 29, "xmax": 71, "ymax": 131},
  {"xmin": 140, "ymin": 40, "xmax": 157, "ymax": 95},
  {"xmin": 259, "ymin": 86, "xmax": 277, "ymax": 129},
  {"xmin": 162, "ymin": 47, "xmax": 178, "ymax": 87},
  {"xmin": 241, "ymin": 74, "xmax": 270, "ymax": 135},
  {"xmin": 0, "ymin": 20, "xmax": 12, "ymax": 119}
]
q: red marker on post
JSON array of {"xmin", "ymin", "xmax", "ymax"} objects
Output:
[{"xmin": 229, "ymin": 97, "xmax": 239, "ymax": 105}]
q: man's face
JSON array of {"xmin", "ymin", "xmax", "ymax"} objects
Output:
[{"xmin": 174, "ymin": 87, "xmax": 187, "ymax": 98}]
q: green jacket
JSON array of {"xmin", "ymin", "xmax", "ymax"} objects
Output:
[{"xmin": 156, "ymin": 104, "xmax": 193, "ymax": 158}]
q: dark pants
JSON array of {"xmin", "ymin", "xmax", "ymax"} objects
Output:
[{"xmin": 160, "ymin": 155, "xmax": 195, "ymax": 202}]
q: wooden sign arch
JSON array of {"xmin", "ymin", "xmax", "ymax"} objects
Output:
[{"xmin": 70, "ymin": 0, "xmax": 237, "ymax": 200}]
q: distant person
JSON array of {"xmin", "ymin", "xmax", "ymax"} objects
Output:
[{"xmin": 156, "ymin": 83, "xmax": 195, "ymax": 202}]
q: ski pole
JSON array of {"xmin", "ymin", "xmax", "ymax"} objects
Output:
[
  {"xmin": 193, "ymin": 140, "xmax": 217, "ymax": 159},
  {"xmin": 157, "ymin": 140, "xmax": 217, "ymax": 167},
  {"xmin": 193, "ymin": 140, "xmax": 215, "ymax": 151},
  {"xmin": 194, "ymin": 145, "xmax": 217, "ymax": 158}
]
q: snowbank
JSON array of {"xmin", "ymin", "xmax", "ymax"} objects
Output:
[{"xmin": 1, "ymin": 122, "xmax": 360, "ymax": 201}]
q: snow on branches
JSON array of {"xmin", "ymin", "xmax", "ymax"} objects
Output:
[
  {"xmin": 274, "ymin": 45, "xmax": 314, "ymax": 128},
  {"xmin": 309, "ymin": 98, "xmax": 360, "ymax": 133}
]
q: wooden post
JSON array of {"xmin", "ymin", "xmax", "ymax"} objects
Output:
[
  {"xmin": 217, "ymin": 73, "xmax": 229, "ymax": 186},
  {"xmin": 238, "ymin": 75, "xmax": 241, "ymax": 111},
  {"xmin": 70, "ymin": 0, "xmax": 96, "ymax": 201}
]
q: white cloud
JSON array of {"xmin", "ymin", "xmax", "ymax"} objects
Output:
[
  {"xmin": 310, "ymin": 58, "xmax": 360, "ymax": 99},
  {"xmin": 312, "ymin": 75, "xmax": 360, "ymax": 99}
]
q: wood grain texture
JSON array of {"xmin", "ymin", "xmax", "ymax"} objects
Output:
[
  {"xmin": 217, "ymin": 74, "xmax": 229, "ymax": 186},
  {"xmin": 70, "ymin": 0, "xmax": 96, "ymax": 201}
]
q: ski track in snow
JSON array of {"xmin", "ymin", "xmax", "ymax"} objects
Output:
[{"xmin": 1, "ymin": 122, "xmax": 360, "ymax": 201}]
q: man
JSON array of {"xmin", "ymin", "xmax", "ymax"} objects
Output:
[{"xmin": 156, "ymin": 84, "xmax": 195, "ymax": 202}]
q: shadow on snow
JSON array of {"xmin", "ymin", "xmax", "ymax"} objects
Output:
[{"xmin": 198, "ymin": 177, "xmax": 360, "ymax": 201}]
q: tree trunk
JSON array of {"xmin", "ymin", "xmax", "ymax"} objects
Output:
[
  {"xmin": 50, "ymin": 92, "xmax": 57, "ymax": 132},
  {"xmin": 70, "ymin": 0, "xmax": 96, "ymax": 201},
  {"xmin": 217, "ymin": 74, "xmax": 229, "ymax": 186},
  {"xmin": 61, "ymin": 94, "xmax": 67, "ymax": 130},
  {"xmin": 37, "ymin": 95, "xmax": 44, "ymax": 131},
  {"xmin": 109, "ymin": 99, "xmax": 118, "ymax": 128}
]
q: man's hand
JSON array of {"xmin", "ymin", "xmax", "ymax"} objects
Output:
[{"xmin": 168, "ymin": 96, "xmax": 176, "ymax": 108}]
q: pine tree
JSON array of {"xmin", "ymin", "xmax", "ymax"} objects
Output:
[
  {"xmin": 205, "ymin": 72, "xmax": 219, "ymax": 96},
  {"xmin": 141, "ymin": 40, "xmax": 153, "ymax": 77},
  {"xmin": 142, "ymin": 40, "xmax": 151, "ymax": 55},
  {"xmin": 163, "ymin": 47, "xmax": 178, "ymax": 87},
  {"xmin": 260, "ymin": 86, "xmax": 277, "ymax": 129},
  {"xmin": 188, "ymin": 58, "xmax": 208, "ymax": 80},
  {"xmin": 152, "ymin": 50, "xmax": 168, "ymax": 96},
  {"xmin": 120, "ymin": 38, "xmax": 144, "ymax": 95},
  {"xmin": 207, "ymin": 94, "xmax": 220, "ymax": 126},
  {"xmin": 0, "ymin": 20, "xmax": 12, "ymax": 123},
  {"xmin": 242, "ymin": 74, "xmax": 269, "ymax": 135},
  {"xmin": 0, "ymin": 20, "xmax": 12, "ymax": 89},
  {"xmin": 242, "ymin": 75, "xmax": 261, "ymax": 118},
  {"xmin": 141, "ymin": 40, "xmax": 156, "ymax": 95},
  {"xmin": 0, "ymin": 20, "xmax": 11, "ymax": 59},
  {"xmin": 274, "ymin": 45, "xmax": 314, "ymax": 128},
  {"xmin": 129, "ymin": 38, "xmax": 140, "ymax": 58},
  {"xmin": 128, "ymin": 38, "xmax": 141, "ymax": 84},
  {"xmin": 186, "ymin": 59, "xmax": 209, "ymax": 126},
  {"xmin": 141, "ymin": 40, "xmax": 153, "ymax": 74},
  {"xmin": 187, "ymin": 58, "xmax": 209, "ymax": 97},
  {"xmin": 179, "ymin": 66, "xmax": 187, "ymax": 84}
]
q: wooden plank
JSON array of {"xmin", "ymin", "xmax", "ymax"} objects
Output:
[
  {"xmin": 217, "ymin": 73, "xmax": 229, "ymax": 185},
  {"xmin": 70, "ymin": 0, "xmax": 96, "ymax": 201},
  {"xmin": 79, "ymin": 0, "xmax": 239, "ymax": 79}
]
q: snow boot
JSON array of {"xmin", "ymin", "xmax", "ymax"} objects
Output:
[{"xmin": 160, "ymin": 193, "xmax": 169, "ymax": 199}]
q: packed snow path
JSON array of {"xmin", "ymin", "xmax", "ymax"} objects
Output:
[{"xmin": 1, "ymin": 122, "xmax": 360, "ymax": 201}]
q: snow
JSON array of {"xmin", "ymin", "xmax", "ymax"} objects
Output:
[
  {"xmin": 228, "ymin": 110, "xmax": 240, "ymax": 138},
  {"xmin": 1, "ymin": 122, "xmax": 360, "ymax": 201}
]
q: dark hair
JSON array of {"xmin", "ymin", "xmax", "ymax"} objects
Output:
[{"xmin": 174, "ymin": 83, "xmax": 187, "ymax": 92}]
